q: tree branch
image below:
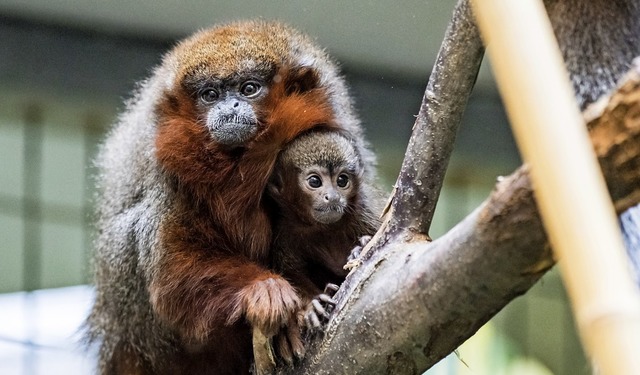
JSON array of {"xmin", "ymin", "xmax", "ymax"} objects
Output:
[
  {"xmin": 383, "ymin": 0, "xmax": 484, "ymax": 239},
  {"xmin": 585, "ymin": 66, "xmax": 640, "ymax": 213},
  {"xmin": 278, "ymin": 47, "xmax": 640, "ymax": 375}
]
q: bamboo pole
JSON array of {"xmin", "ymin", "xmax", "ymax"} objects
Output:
[{"xmin": 470, "ymin": 0, "xmax": 640, "ymax": 373}]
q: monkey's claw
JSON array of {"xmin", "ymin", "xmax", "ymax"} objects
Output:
[
  {"xmin": 323, "ymin": 283, "xmax": 339, "ymax": 295},
  {"xmin": 304, "ymin": 285, "xmax": 339, "ymax": 333},
  {"xmin": 274, "ymin": 317, "xmax": 305, "ymax": 366},
  {"xmin": 348, "ymin": 235, "xmax": 372, "ymax": 262}
]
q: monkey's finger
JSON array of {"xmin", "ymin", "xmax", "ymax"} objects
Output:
[
  {"xmin": 348, "ymin": 235, "xmax": 372, "ymax": 262},
  {"xmin": 305, "ymin": 310, "xmax": 322, "ymax": 331},
  {"xmin": 311, "ymin": 299, "xmax": 330, "ymax": 319},
  {"xmin": 286, "ymin": 319, "xmax": 305, "ymax": 359},
  {"xmin": 323, "ymin": 283, "xmax": 339, "ymax": 295},
  {"xmin": 317, "ymin": 293, "xmax": 337, "ymax": 306},
  {"xmin": 276, "ymin": 331, "xmax": 294, "ymax": 366},
  {"xmin": 359, "ymin": 235, "xmax": 372, "ymax": 246},
  {"xmin": 347, "ymin": 246, "xmax": 362, "ymax": 262},
  {"xmin": 296, "ymin": 307, "xmax": 306, "ymax": 328}
]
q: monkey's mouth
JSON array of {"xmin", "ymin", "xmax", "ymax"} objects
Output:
[
  {"xmin": 209, "ymin": 121, "xmax": 258, "ymax": 146},
  {"xmin": 312, "ymin": 206, "xmax": 344, "ymax": 224}
]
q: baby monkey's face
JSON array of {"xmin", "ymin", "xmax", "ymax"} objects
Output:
[{"xmin": 299, "ymin": 165, "xmax": 356, "ymax": 225}]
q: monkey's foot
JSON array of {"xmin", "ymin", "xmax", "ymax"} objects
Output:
[
  {"xmin": 252, "ymin": 318, "xmax": 305, "ymax": 372},
  {"xmin": 324, "ymin": 283, "xmax": 339, "ymax": 295},
  {"xmin": 344, "ymin": 235, "xmax": 372, "ymax": 270},
  {"xmin": 274, "ymin": 316, "xmax": 305, "ymax": 365},
  {"xmin": 304, "ymin": 283, "xmax": 339, "ymax": 333}
]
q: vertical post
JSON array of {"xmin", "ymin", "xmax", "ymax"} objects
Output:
[
  {"xmin": 22, "ymin": 104, "xmax": 43, "ymax": 292},
  {"xmin": 22, "ymin": 103, "xmax": 44, "ymax": 375},
  {"xmin": 471, "ymin": 0, "xmax": 640, "ymax": 373}
]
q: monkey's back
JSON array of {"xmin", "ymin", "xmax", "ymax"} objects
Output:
[{"xmin": 84, "ymin": 67, "xmax": 177, "ymax": 372}]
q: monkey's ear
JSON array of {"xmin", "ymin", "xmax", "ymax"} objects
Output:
[
  {"xmin": 268, "ymin": 173, "xmax": 284, "ymax": 197},
  {"xmin": 285, "ymin": 67, "xmax": 319, "ymax": 95}
]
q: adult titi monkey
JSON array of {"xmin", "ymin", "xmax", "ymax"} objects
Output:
[{"xmin": 84, "ymin": 20, "xmax": 376, "ymax": 375}]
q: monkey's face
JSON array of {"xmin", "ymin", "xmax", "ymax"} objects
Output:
[
  {"xmin": 300, "ymin": 166, "xmax": 356, "ymax": 225},
  {"xmin": 156, "ymin": 21, "xmax": 340, "ymax": 190},
  {"xmin": 194, "ymin": 77, "xmax": 268, "ymax": 147},
  {"xmin": 163, "ymin": 20, "xmax": 332, "ymax": 149}
]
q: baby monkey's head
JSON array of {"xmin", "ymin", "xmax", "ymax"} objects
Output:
[{"xmin": 269, "ymin": 130, "xmax": 362, "ymax": 225}]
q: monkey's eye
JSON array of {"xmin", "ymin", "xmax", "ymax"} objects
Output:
[
  {"xmin": 337, "ymin": 174, "xmax": 350, "ymax": 188},
  {"xmin": 307, "ymin": 175, "xmax": 322, "ymax": 189},
  {"xmin": 199, "ymin": 88, "xmax": 219, "ymax": 103},
  {"xmin": 240, "ymin": 81, "xmax": 262, "ymax": 97}
]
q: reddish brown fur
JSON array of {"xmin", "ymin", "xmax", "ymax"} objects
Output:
[{"xmin": 147, "ymin": 67, "xmax": 337, "ymax": 373}]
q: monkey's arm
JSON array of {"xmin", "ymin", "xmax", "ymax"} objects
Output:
[{"xmin": 148, "ymin": 243, "xmax": 302, "ymax": 343}]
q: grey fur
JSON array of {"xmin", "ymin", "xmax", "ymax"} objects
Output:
[
  {"xmin": 546, "ymin": 0, "xmax": 640, "ymax": 110},
  {"xmin": 279, "ymin": 131, "xmax": 362, "ymax": 174},
  {"xmin": 84, "ymin": 61, "xmax": 177, "ymax": 370}
]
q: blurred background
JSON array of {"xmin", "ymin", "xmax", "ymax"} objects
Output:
[{"xmin": 0, "ymin": 1, "xmax": 589, "ymax": 374}]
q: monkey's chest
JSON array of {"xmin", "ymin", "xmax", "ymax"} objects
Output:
[{"xmin": 221, "ymin": 208, "xmax": 273, "ymax": 261}]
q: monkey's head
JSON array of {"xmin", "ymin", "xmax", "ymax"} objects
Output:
[
  {"xmin": 153, "ymin": 20, "xmax": 345, "ymax": 188},
  {"xmin": 151, "ymin": 21, "xmax": 356, "ymax": 192},
  {"xmin": 269, "ymin": 131, "xmax": 363, "ymax": 225}
]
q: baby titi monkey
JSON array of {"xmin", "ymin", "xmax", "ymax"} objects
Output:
[{"xmin": 267, "ymin": 130, "xmax": 381, "ymax": 332}]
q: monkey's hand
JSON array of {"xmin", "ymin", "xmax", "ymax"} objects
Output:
[
  {"xmin": 242, "ymin": 277, "xmax": 302, "ymax": 336},
  {"xmin": 303, "ymin": 283, "xmax": 339, "ymax": 333},
  {"xmin": 344, "ymin": 235, "xmax": 372, "ymax": 270},
  {"xmin": 243, "ymin": 277, "xmax": 305, "ymax": 369}
]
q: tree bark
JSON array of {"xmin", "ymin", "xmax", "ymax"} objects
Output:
[
  {"xmin": 383, "ymin": 0, "xmax": 484, "ymax": 239},
  {"xmin": 276, "ymin": 42, "xmax": 640, "ymax": 375}
]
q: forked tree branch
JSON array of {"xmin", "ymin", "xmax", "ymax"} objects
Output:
[{"xmin": 382, "ymin": 0, "xmax": 484, "ymax": 240}]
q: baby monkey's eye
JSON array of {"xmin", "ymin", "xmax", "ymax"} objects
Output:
[
  {"xmin": 240, "ymin": 81, "xmax": 261, "ymax": 97},
  {"xmin": 336, "ymin": 174, "xmax": 350, "ymax": 188},
  {"xmin": 307, "ymin": 175, "xmax": 322, "ymax": 188}
]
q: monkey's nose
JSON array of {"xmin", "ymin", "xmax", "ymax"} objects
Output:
[{"xmin": 324, "ymin": 191, "xmax": 339, "ymax": 203}]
